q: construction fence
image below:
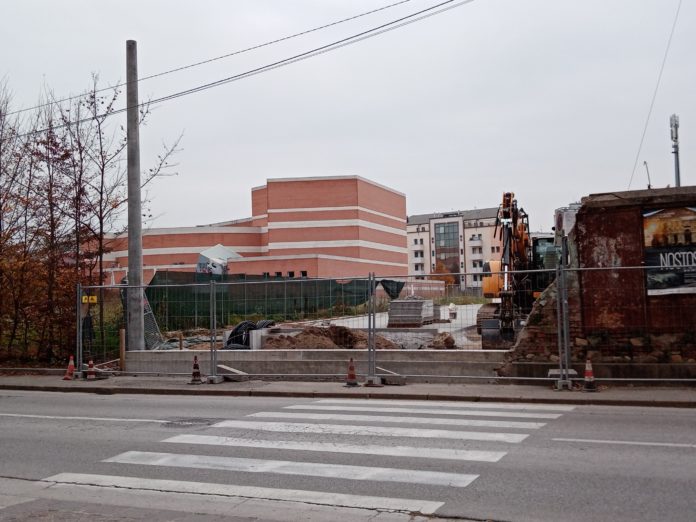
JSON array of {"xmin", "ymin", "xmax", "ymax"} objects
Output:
[{"xmin": 75, "ymin": 265, "xmax": 696, "ymax": 384}]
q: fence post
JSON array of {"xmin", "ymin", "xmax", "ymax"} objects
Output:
[
  {"xmin": 76, "ymin": 282, "xmax": 83, "ymax": 374},
  {"xmin": 365, "ymin": 272, "xmax": 382, "ymax": 386},
  {"xmin": 554, "ymin": 237, "xmax": 573, "ymax": 390},
  {"xmin": 119, "ymin": 329, "xmax": 126, "ymax": 371},
  {"xmin": 208, "ymin": 279, "xmax": 222, "ymax": 383}
]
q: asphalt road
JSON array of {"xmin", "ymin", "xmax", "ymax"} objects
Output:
[{"xmin": 0, "ymin": 390, "xmax": 694, "ymax": 521}]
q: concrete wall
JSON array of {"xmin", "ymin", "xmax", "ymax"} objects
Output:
[{"xmin": 125, "ymin": 349, "xmax": 506, "ymax": 383}]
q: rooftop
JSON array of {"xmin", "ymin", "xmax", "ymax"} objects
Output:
[{"xmin": 407, "ymin": 207, "xmax": 499, "ymax": 225}]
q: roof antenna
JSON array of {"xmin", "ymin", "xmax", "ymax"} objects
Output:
[{"xmin": 643, "ymin": 161, "xmax": 652, "ymax": 189}]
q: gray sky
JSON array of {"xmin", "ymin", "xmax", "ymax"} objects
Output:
[{"xmin": 2, "ymin": 0, "xmax": 693, "ymax": 231}]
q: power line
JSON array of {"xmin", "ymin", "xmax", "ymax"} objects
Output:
[
  {"xmin": 6, "ymin": 0, "xmax": 413, "ymax": 117},
  {"xmin": 627, "ymin": 0, "xmax": 682, "ymax": 190},
  {"xmin": 19, "ymin": 0, "xmax": 474, "ymax": 138}
]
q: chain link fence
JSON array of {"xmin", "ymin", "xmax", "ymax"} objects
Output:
[{"xmin": 75, "ymin": 266, "xmax": 696, "ymax": 383}]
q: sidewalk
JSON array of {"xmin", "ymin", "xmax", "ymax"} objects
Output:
[{"xmin": 1, "ymin": 374, "xmax": 695, "ymax": 408}]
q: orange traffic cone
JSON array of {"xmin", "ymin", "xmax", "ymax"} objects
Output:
[
  {"xmin": 86, "ymin": 359, "xmax": 96, "ymax": 380},
  {"xmin": 344, "ymin": 357, "xmax": 359, "ymax": 387},
  {"xmin": 189, "ymin": 355, "xmax": 203, "ymax": 385},
  {"xmin": 62, "ymin": 356, "xmax": 75, "ymax": 380},
  {"xmin": 583, "ymin": 358, "xmax": 597, "ymax": 392}
]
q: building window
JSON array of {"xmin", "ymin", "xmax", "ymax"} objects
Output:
[
  {"xmin": 431, "ymin": 250, "xmax": 435, "ymax": 257},
  {"xmin": 478, "ymin": 233, "xmax": 482, "ymax": 240},
  {"xmin": 460, "ymin": 248, "xmax": 463, "ymax": 255},
  {"xmin": 419, "ymin": 238, "xmax": 424, "ymax": 245},
  {"xmin": 460, "ymin": 262, "xmax": 464, "ymax": 268},
  {"xmin": 262, "ymin": 272, "xmax": 270, "ymax": 278},
  {"xmin": 301, "ymin": 271, "xmax": 307, "ymax": 278},
  {"xmin": 413, "ymin": 238, "xmax": 418, "ymax": 245},
  {"xmin": 288, "ymin": 271, "xmax": 295, "ymax": 278},
  {"xmin": 275, "ymin": 272, "xmax": 282, "ymax": 277},
  {"xmin": 434, "ymin": 221, "xmax": 461, "ymax": 281}
]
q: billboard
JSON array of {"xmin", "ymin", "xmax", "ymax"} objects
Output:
[{"xmin": 643, "ymin": 207, "xmax": 696, "ymax": 295}]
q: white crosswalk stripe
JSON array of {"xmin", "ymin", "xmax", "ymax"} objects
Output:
[
  {"xmin": 315, "ymin": 398, "xmax": 576, "ymax": 411},
  {"xmin": 283, "ymin": 404, "xmax": 564, "ymax": 419},
  {"xmin": 104, "ymin": 451, "xmax": 479, "ymax": 487},
  {"xmin": 212, "ymin": 419, "xmax": 529, "ymax": 442},
  {"xmin": 163, "ymin": 434, "xmax": 507, "ymax": 462},
  {"xmin": 43, "ymin": 473, "xmax": 445, "ymax": 514},
  {"xmin": 248, "ymin": 411, "xmax": 546, "ymax": 429}
]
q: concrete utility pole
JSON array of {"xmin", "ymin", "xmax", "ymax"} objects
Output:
[
  {"xmin": 670, "ymin": 114, "xmax": 681, "ymax": 187},
  {"xmin": 126, "ymin": 40, "xmax": 144, "ymax": 350}
]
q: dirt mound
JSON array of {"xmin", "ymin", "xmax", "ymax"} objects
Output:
[
  {"xmin": 429, "ymin": 332, "xmax": 456, "ymax": 349},
  {"xmin": 262, "ymin": 325, "xmax": 398, "ymax": 350}
]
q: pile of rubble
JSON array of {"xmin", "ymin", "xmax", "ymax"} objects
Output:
[{"xmin": 262, "ymin": 325, "xmax": 399, "ymax": 350}]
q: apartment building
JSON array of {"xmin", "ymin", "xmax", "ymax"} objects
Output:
[{"xmin": 406, "ymin": 208, "xmax": 501, "ymax": 289}]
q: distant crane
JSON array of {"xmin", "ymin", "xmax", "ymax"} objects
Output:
[{"xmin": 643, "ymin": 161, "xmax": 652, "ymax": 189}]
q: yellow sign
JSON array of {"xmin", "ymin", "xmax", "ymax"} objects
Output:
[
  {"xmin": 81, "ymin": 296, "xmax": 88, "ymax": 303},
  {"xmin": 82, "ymin": 295, "xmax": 98, "ymax": 304}
]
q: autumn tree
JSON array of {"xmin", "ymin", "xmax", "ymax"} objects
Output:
[{"xmin": 0, "ymin": 77, "xmax": 180, "ymax": 363}]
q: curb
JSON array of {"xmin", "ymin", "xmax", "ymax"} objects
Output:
[{"xmin": 1, "ymin": 384, "xmax": 694, "ymax": 408}]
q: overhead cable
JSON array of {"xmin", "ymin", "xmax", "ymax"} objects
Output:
[
  {"xmin": 6, "ymin": 0, "xmax": 413, "ymax": 117},
  {"xmin": 19, "ymin": 0, "xmax": 474, "ymax": 138},
  {"xmin": 627, "ymin": 0, "xmax": 682, "ymax": 189}
]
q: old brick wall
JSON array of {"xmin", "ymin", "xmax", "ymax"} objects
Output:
[{"xmin": 505, "ymin": 188, "xmax": 696, "ymax": 368}]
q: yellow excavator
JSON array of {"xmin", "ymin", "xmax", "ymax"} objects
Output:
[{"xmin": 477, "ymin": 192, "xmax": 557, "ymax": 349}]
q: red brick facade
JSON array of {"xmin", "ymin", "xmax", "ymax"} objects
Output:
[{"xmin": 101, "ymin": 176, "xmax": 407, "ymax": 283}]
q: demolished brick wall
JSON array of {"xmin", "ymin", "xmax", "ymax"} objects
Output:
[{"xmin": 504, "ymin": 187, "xmax": 696, "ymax": 369}]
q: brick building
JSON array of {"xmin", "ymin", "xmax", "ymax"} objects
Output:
[{"xmin": 101, "ymin": 176, "xmax": 407, "ymax": 283}]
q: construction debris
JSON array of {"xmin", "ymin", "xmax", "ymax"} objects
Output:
[{"xmin": 262, "ymin": 325, "xmax": 398, "ymax": 350}]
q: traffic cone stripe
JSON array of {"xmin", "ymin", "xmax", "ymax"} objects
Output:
[
  {"xmin": 62, "ymin": 356, "xmax": 75, "ymax": 380},
  {"xmin": 345, "ymin": 358, "xmax": 359, "ymax": 387},
  {"xmin": 189, "ymin": 355, "xmax": 203, "ymax": 385},
  {"xmin": 87, "ymin": 360, "xmax": 96, "ymax": 380},
  {"xmin": 583, "ymin": 358, "xmax": 597, "ymax": 392}
]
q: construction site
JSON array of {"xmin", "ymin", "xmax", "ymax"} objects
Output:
[{"xmin": 75, "ymin": 185, "xmax": 696, "ymax": 387}]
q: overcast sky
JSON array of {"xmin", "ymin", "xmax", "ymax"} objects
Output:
[{"xmin": 2, "ymin": 0, "xmax": 693, "ymax": 232}]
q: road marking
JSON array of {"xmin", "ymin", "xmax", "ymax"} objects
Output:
[
  {"xmin": 212, "ymin": 420, "xmax": 528, "ymax": 443},
  {"xmin": 315, "ymin": 399, "xmax": 576, "ymax": 412},
  {"xmin": 163, "ymin": 434, "xmax": 507, "ymax": 462},
  {"xmin": 553, "ymin": 438, "xmax": 696, "ymax": 448},
  {"xmin": 103, "ymin": 451, "xmax": 479, "ymax": 488},
  {"xmin": 249, "ymin": 411, "xmax": 545, "ymax": 430},
  {"xmin": 0, "ymin": 413, "xmax": 164, "ymax": 423},
  {"xmin": 43, "ymin": 473, "xmax": 444, "ymax": 514},
  {"xmin": 284, "ymin": 404, "xmax": 563, "ymax": 419}
]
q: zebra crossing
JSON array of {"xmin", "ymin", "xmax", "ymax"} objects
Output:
[{"xmin": 44, "ymin": 398, "xmax": 574, "ymax": 515}]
